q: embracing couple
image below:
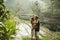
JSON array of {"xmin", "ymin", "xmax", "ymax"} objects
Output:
[{"xmin": 31, "ymin": 16, "xmax": 40, "ymax": 40}]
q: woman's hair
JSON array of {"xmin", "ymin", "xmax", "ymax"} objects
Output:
[
  {"xmin": 32, "ymin": 17, "xmax": 34, "ymax": 20},
  {"xmin": 31, "ymin": 17, "xmax": 34, "ymax": 25}
]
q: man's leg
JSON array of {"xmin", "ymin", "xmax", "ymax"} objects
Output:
[{"xmin": 35, "ymin": 31, "xmax": 39, "ymax": 40}]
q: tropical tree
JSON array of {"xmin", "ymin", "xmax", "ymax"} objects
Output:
[
  {"xmin": 31, "ymin": 1, "xmax": 41, "ymax": 16},
  {"xmin": 0, "ymin": 0, "xmax": 10, "ymax": 21}
]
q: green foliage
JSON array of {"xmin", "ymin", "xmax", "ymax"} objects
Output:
[
  {"xmin": 0, "ymin": 0, "xmax": 16, "ymax": 40},
  {"xmin": 5, "ymin": 19, "xmax": 16, "ymax": 35},
  {"xmin": 0, "ymin": 0, "xmax": 10, "ymax": 22},
  {"xmin": 0, "ymin": 22, "xmax": 7, "ymax": 40},
  {"xmin": 0, "ymin": 0, "xmax": 4, "ymax": 3},
  {"xmin": 0, "ymin": 4, "xmax": 5, "ymax": 17},
  {"xmin": 0, "ymin": 19, "xmax": 16, "ymax": 40}
]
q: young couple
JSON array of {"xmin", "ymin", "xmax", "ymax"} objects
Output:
[{"xmin": 31, "ymin": 16, "xmax": 40, "ymax": 40}]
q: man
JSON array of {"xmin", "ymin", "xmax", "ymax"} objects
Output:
[
  {"xmin": 34, "ymin": 16, "xmax": 40, "ymax": 40},
  {"xmin": 31, "ymin": 16, "xmax": 40, "ymax": 40}
]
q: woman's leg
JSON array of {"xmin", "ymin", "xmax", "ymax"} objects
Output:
[{"xmin": 31, "ymin": 28, "xmax": 33, "ymax": 40}]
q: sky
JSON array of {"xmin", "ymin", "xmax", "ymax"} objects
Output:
[{"xmin": 4, "ymin": 0, "xmax": 51, "ymax": 13}]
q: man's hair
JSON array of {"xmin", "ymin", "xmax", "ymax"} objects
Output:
[
  {"xmin": 35, "ymin": 16, "xmax": 39, "ymax": 19},
  {"xmin": 31, "ymin": 17, "xmax": 34, "ymax": 20}
]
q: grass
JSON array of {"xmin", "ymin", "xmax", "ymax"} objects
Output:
[
  {"xmin": 22, "ymin": 35, "xmax": 50, "ymax": 40},
  {"xmin": 22, "ymin": 36, "xmax": 31, "ymax": 40}
]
